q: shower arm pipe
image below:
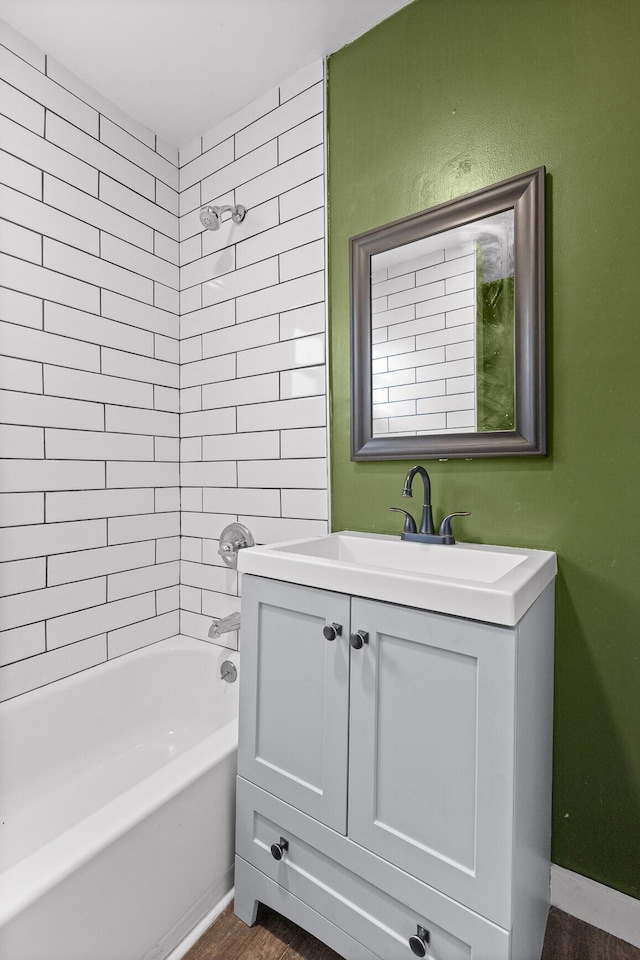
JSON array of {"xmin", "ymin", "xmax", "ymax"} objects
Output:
[{"xmin": 212, "ymin": 204, "xmax": 245, "ymax": 222}]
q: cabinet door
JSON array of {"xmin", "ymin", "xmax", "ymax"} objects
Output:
[
  {"xmin": 238, "ymin": 576, "xmax": 350, "ymax": 833},
  {"xmin": 348, "ymin": 598, "xmax": 516, "ymax": 927}
]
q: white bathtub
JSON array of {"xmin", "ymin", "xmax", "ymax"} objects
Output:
[{"xmin": 0, "ymin": 635, "xmax": 239, "ymax": 960}]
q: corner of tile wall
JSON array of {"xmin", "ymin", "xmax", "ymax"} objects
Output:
[{"xmin": 177, "ymin": 57, "xmax": 329, "ymax": 644}]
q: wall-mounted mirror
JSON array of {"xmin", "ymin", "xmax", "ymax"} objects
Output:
[{"xmin": 350, "ymin": 167, "xmax": 546, "ymax": 460}]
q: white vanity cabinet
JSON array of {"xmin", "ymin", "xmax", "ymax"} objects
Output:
[{"xmin": 235, "ymin": 573, "xmax": 554, "ymax": 960}]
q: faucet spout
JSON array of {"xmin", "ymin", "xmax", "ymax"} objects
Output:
[
  {"xmin": 208, "ymin": 611, "xmax": 241, "ymax": 640},
  {"xmin": 402, "ymin": 465, "xmax": 435, "ymax": 535}
]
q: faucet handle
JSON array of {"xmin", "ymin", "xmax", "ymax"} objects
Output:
[
  {"xmin": 438, "ymin": 512, "xmax": 470, "ymax": 544},
  {"xmin": 389, "ymin": 506, "xmax": 418, "ymax": 536}
]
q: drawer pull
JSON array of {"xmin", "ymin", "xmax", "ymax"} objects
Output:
[
  {"xmin": 349, "ymin": 630, "xmax": 369, "ymax": 650},
  {"xmin": 323, "ymin": 622, "xmax": 342, "ymax": 642},
  {"xmin": 270, "ymin": 837, "xmax": 289, "ymax": 861},
  {"xmin": 408, "ymin": 925, "xmax": 430, "ymax": 957}
]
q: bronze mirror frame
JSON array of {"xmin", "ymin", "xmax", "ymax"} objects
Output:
[{"xmin": 350, "ymin": 167, "xmax": 546, "ymax": 460}]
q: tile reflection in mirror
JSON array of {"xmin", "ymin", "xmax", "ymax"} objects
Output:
[{"xmin": 370, "ymin": 211, "xmax": 514, "ymax": 438}]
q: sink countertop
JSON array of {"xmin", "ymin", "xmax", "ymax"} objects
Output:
[{"xmin": 237, "ymin": 530, "xmax": 557, "ymax": 626}]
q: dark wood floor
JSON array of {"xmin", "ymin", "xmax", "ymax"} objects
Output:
[
  {"xmin": 541, "ymin": 907, "xmax": 640, "ymax": 960},
  {"xmin": 185, "ymin": 902, "xmax": 640, "ymax": 960}
]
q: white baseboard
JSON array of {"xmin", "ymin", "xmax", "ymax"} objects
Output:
[
  {"xmin": 551, "ymin": 865, "xmax": 640, "ymax": 948},
  {"xmin": 164, "ymin": 887, "xmax": 235, "ymax": 960}
]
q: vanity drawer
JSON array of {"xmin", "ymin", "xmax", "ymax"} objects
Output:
[{"xmin": 236, "ymin": 777, "xmax": 510, "ymax": 960}]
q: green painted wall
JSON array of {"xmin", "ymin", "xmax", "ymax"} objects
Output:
[{"xmin": 327, "ymin": 0, "xmax": 640, "ymax": 898}]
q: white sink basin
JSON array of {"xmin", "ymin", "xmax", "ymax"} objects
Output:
[{"xmin": 238, "ymin": 531, "xmax": 557, "ymax": 625}]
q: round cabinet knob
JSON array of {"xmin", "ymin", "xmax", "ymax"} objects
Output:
[
  {"xmin": 323, "ymin": 622, "xmax": 342, "ymax": 642},
  {"xmin": 270, "ymin": 837, "xmax": 289, "ymax": 861},
  {"xmin": 349, "ymin": 630, "xmax": 369, "ymax": 650},
  {"xmin": 408, "ymin": 926, "xmax": 430, "ymax": 958}
]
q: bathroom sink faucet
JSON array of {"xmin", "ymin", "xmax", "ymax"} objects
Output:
[
  {"xmin": 390, "ymin": 465, "xmax": 470, "ymax": 545},
  {"xmin": 403, "ymin": 465, "xmax": 435, "ymax": 535}
]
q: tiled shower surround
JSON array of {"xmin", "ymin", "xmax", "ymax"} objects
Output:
[
  {"xmin": 178, "ymin": 60, "xmax": 328, "ymax": 647},
  {"xmin": 0, "ymin": 20, "xmax": 328, "ymax": 699}
]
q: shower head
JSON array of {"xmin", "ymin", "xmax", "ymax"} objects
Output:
[
  {"xmin": 199, "ymin": 204, "xmax": 247, "ymax": 231},
  {"xmin": 199, "ymin": 206, "xmax": 220, "ymax": 230}
]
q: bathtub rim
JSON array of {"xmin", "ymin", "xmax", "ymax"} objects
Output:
[
  {"xmin": 0, "ymin": 632, "xmax": 228, "ymax": 710},
  {"xmin": 0, "ymin": 634, "xmax": 239, "ymax": 929}
]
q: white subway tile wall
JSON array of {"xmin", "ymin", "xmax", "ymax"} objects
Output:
[
  {"xmin": 178, "ymin": 60, "xmax": 328, "ymax": 646},
  {"xmin": 0, "ymin": 26, "xmax": 180, "ymax": 700},
  {"xmin": 0, "ymin": 22, "xmax": 328, "ymax": 696}
]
